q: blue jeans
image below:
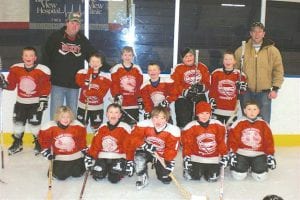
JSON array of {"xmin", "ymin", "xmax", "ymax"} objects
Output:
[
  {"xmin": 50, "ymin": 85, "xmax": 79, "ymax": 120},
  {"xmin": 240, "ymin": 91, "xmax": 271, "ymax": 123}
]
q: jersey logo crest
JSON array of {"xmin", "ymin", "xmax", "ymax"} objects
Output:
[
  {"xmin": 183, "ymin": 69, "xmax": 202, "ymax": 85},
  {"xmin": 102, "ymin": 135, "xmax": 118, "ymax": 152},
  {"xmin": 120, "ymin": 75, "xmax": 136, "ymax": 93},
  {"xmin": 150, "ymin": 91, "xmax": 165, "ymax": 106},
  {"xmin": 196, "ymin": 133, "xmax": 217, "ymax": 155},
  {"xmin": 218, "ymin": 79, "xmax": 236, "ymax": 99},
  {"xmin": 54, "ymin": 133, "xmax": 75, "ymax": 152},
  {"xmin": 241, "ymin": 128, "xmax": 262, "ymax": 150},
  {"xmin": 145, "ymin": 136, "xmax": 165, "ymax": 153},
  {"xmin": 19, "ymin": 76, "xmax": 37, "ymax": 96}
]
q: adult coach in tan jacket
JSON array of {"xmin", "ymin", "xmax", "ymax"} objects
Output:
[{"xmin": 235, "ymin": 22, "xmax": 284, "ymax": 123}]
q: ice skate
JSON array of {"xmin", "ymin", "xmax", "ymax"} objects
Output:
[
  {"xmin": 8, "ymin": 136, "xmax": 23, "ymax": 155},
  {"xmin": 33, "ymin": 136, "xmax": 41, "ymax": 155},
  {"xmin": 183, "ymin": 169, "xmax": 192, "ymax": 180},
  {"xmin": 136, "ymin": 173, "xmax": 149, "ymax": 190}
]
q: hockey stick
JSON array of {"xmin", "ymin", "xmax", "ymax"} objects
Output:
[
  {"xmin": 154, "ymin": 152, "xmax": 208, "ymax": 200},
  {"xmin": 0, "ymin": 56, "xmax": 5, "ymax": 169},
  {"xmin": 219, "ymin": 166, "xmax": 225, "ymax": 200},
  {"xmin": 83, "ymin": 73, "xmax": 93, "ymax": 126},
  {"xmin": 192, "ymin": 49, "xmax": 200, "ymax": 120},
  {"xmin": 79, "ymin": 169, "xmax": 90, "ymax": 200},
  {"xmin": 108, "ymin": 97, "xmax": 138, "ymax": 123},
  {"xmin": 225, "ymin": 41, "xmax": 246, "ymax": 128},
  {"xmin": 47, "ymin": 159, "xmax": 53, "ymax": 200}
]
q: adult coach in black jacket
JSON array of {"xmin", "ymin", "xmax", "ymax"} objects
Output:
[{"xmin": 42, "ymin": 12, "xmax": 96, "ymax": 119}]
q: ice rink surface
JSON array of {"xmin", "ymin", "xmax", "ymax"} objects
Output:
[{"xmin": 0, "ymin": 147, "xmax": 299, "ymax": 200}]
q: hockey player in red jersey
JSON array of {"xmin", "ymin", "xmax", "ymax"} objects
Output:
[
  {"xmin": 110, "ymin": 46, "xmax": 143, "ymax": 125},
  {"xmin": 228, "ymin": 100, "xmax": 276, "ymax": 181},
  {"xmin": 140, "ymin": 63, "xmax": 174, "ymax": 120},
  {"xmin": 83, "ymin": 103, "xmax": 131, "ymax": 183},
  {"xmin": 0, "ymin": 47, "xmax": 51, "ymax": 155},
  {"xmin": 181, "ymin": 101, "xmax": 228, "ymax": 182},
  {"xmin": 38, "ymin": 106, "xmax": 87, "ymax": 180},
  {"xmin": 75, "ymin": 53, "xmax": 111, "ymax": 132},
  {"xmin": 126, "ymin": 106, "xmax": 180, "ymax": 189},
  {"xmin": 209, "ymin": 50, "xmax": 247, "ymax": 124},
  {"xmin": 170, "ymin": 48, "xmax": 210, "ymax": 128}
]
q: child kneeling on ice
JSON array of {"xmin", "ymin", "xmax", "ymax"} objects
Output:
[
  {"xmin": 84, "ymin": 103, "xmax": 131, "ymax": 183},
  {"xmin": 38, "ymin": 106, "xmax": 87, "ymax": 180},
  {"xmin": 126, "ymin": 106, "xmax": 180, "ymax": 189},
  {"xmin": 181, "ymin": 101, "xmax": 228, "ymax": 182},
  {"xmin": 228, "ymin": 100, "xmax": 276, "ymax": 181}
]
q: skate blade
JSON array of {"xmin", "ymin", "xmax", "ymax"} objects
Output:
[
  {"xmin": 8, "ymin": 148, "xmax": 23, "ymax": 156},
  {"xmin": 136, "ymin": 181, "xmax": 149, "ymax": 190}
]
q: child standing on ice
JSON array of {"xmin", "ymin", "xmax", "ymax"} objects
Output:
[
  {"xmin": 140, "ymin": 63, "xmax": 175, "ymax": 120},
  {"xmin": 0, "ymin": 46, "xmax": 51, "ymax": 156},
  {"xmin": 75, "ymin": 53, "xmax": 111, "ymax": 132},
  {"xmin": 110, "ymin": 46, "xmax": 143, "ymax": 126},
  {"xmin": 209, "ymin": 50, "xmax": 247, "ymax": 125}
]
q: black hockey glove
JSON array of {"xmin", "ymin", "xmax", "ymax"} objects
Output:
[
  {"xmin": 125, "ymin": 160, "xmax": 134, "ymax": 177},
  {"xmin": 219, "ymin": 155, "xmax": 230, "ymax": 167},
  {"xmin": 165, "ymin": 160, "xmax": 175, "ymax": 173},
  {"xmin": 114, "ymin": 94, "xmax": 123, "ymax": 105},
  {"xmin": 267, "ymin": 155, "xmax": 276, "ymax": 170},
  {"xmin": 84, "ymin": 155, "xmax": 95, "ymax": 170},
  {"xmin": 236, "ymin": 81, "xmax": 248, "ymax": 92},
  {"xmin": 209, "ymin": 98, "xmax": 217, "ymax": 111},
  {"xmin": 0, "ymin": 73, "xmax": 8, "ymax": 89},
  {"xmin": 229, "ymin": 152, "xmax": 237, "ymax": 168},
  {"xmin": 137, "ymin": 97, "xmax": 144, "ymax": 110},
  {"xmin": 192, "ymin": 83, "xmax": 206, "ymax": 93},
  {"xmin": 41, "ymin": 148, "xmax": 54, "ymax": 160},
  {"xmin": 183, "ymin": 156, "xmax": 192, "ymax": 170},
  {"xmin": 144, "ymin": 112, "xmax": 151, "ymax": 120},
  {"xmin": 141, "ymin": 142, "xmax": 156, "ymax": 155},
  {"xmin": 159, "ymin": 99, "xmax": 169, "ymax": 108},
  {"xmin": 37, "ymin": 96, "xmax": 48, "ymax": 112},
  {"xmin": 182, "ymin": 88, "xmax": 194, "ymax": 99}
]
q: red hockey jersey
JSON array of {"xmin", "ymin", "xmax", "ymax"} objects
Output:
[
  {"xmin": 110, "ymin": 64, "xmax": 143, "ymax": 109},
  {"xmin": 182, "ymin": 119, "xmax": 227, "ymax": 164},
  {"xmin": 127, "ymin": 120, "xmax": 180, "ymax": 161},
  {"xmin": 87, "ymin": 122, "xmax": 131, "ymax": 159},
  {"xmin": 6, "ymin": 63, "xmax": 51, "ymax": 104},
  {"xmin": 140, "ymin": 77, "xmax": 174, "ymax": 113},
  {"xmin": 170, "ymin": 62, "xmax": 210, "ymax": 100},
  {"xmin": 76, "ymin": 69, "xmax": 111, "ymax": 110},
  {"xmin": 228, "ymin": 117, "xmax": 275, "ymax": 156},
  {"xmin": 209, "ymin": 68, "xmax": 246, "ymax": 116},
  {"xmin": 38, "ymin": 120, "xmax": 87, "ymax": 161}
]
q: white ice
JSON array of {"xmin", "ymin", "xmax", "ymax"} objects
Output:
[{"xmin": 0, "ymin": 147, "xmax": 299, "ymax": 200}]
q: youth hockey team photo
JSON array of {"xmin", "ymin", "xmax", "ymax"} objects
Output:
[{"xmin": 0, "ymin": 0, "xmax": 299, "ymax": 200}]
